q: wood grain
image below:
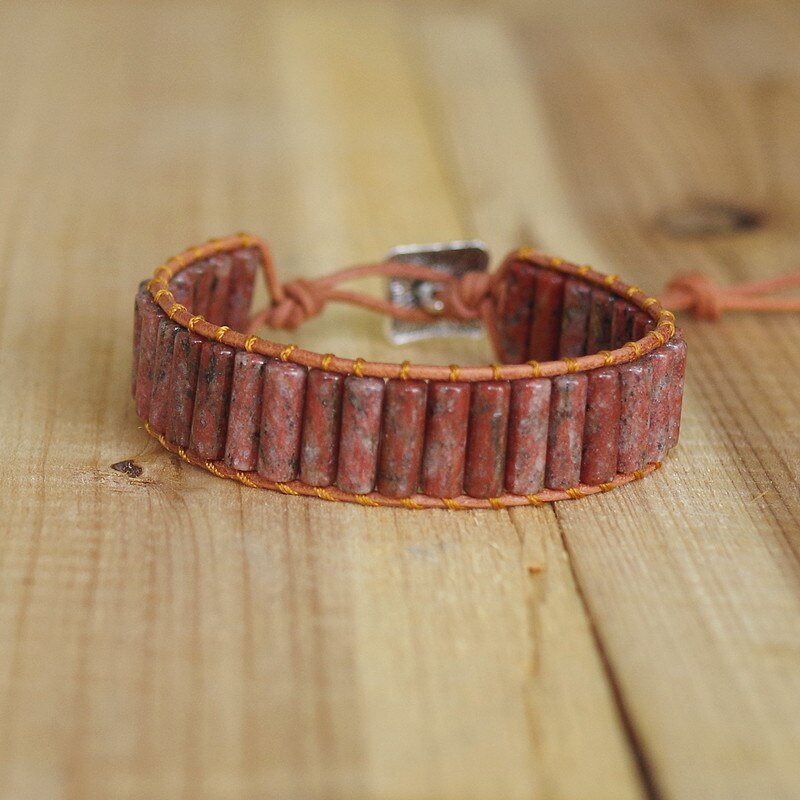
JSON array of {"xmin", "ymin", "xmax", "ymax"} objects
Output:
[{"xmin": 0, "ymin": 1, "xmax": 798, "ymax": 798}]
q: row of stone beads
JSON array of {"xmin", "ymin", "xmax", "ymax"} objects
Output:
[
  {"xmin": 131, "ymin": 247, "xmax": 258, "ymax": 420},
  {"xmin": 133, "ymin": 251, "xmax": 686, "ymax": 502},
  {"xmin": 495, "ymin": 258, "xmax": 654, "ymax": 363},
  {"xmin": 133, "ymin": 311, "xmax": 686, "ymax": 501}
]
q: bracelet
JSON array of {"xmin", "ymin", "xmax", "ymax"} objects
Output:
[{"xmin": 133, "ymin": 233, "xmax": 686, "ymax": 510}]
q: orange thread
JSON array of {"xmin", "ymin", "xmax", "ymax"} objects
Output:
[
  {"xmin": 597, "ymin": 350, "xmax": 614, "ymax": 367},
  {"xmin": 354, "ymin": 357, "xmax": 365, "ymax": 378},
  {"xmin": 402, "ymin": 497, "xmax": 423, "ymax": 510},
  {"xmin": 399, "ymin": 360, "xmax": 411, "ymax": 380},
  {"xmin": 563, "ymin": 357, "xmax": 579, "ymax": 373},
  {"xmin": 449, "ymin": 364, "xmax": 460, "ymax": 382},
  {"xmin": 626, "ymin": 340, "xmax": 643, "ymax": 358}
]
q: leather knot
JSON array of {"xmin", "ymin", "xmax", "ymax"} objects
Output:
[
  {"xmin": 662, "ymin": 271, "xmax": 723, "ymax": 320},
  {"xmin": 438, "ymin": 271, "xmax": 493, "ymax": 320},
  {"xmin": 261, "ymin": 278, "xmax": 326, "ymax": 330}
]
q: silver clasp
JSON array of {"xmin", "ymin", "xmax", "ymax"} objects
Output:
[{"xmin": 385, "ymin": 240, "xmax": 490, "ymax": 344}]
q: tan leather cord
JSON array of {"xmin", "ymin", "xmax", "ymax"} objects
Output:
[
  {"xmin": 149, "ymin": 235, "xmax": 677, "ymax": 381},
  {"xmin": 660, "ymin": 270, "xmax": 800, "ymax": 320},
  {"xmin": 246, "ymin": 245, "xmax": 800, "ymax": 333},
  {"xmin": 144, "ymin": 421, "xmax": 662, "ymax": 510},
  {"xmin": 245, "ymin": 259, "xmax": 500, "ymax": 341}
]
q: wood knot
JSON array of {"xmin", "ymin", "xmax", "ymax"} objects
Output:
[
  {"xmin": 658, "ymin": 201, "xmax": 762, "ymax": 238},
  {"xmin": 111, "ymin": 460, "xmax": 143, "ymax": 478}
]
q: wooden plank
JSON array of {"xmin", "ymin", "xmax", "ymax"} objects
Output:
[
  {"xmin": 0, "ymin": 2, "xmax": 646, "ymax": 799},
  {"xmin": 417, "ymin": 2, "xmax": 800, "ymax": 799}
]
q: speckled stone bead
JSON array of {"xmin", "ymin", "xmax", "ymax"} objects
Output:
[
  {"xmin": 169, "ymin": 272, "xmax": 194, "ymax": 307},
  {"xmin": 300, "ymin": 370, "xmax": 344, "ymax": 487},
  {"xmin": 132, "ymin": 281, "xmax": 149, "ymax": 397},
  {"xmin": 586, "ymin": 289, "xmax": 613, "ymax": 354},
  {"xmin": 148, "ymin": 319, "xmax": 182, "ymax": 434},
  {"xmin": 464, "ymin": 381, "xmax": 511, "ymax": 498},
  {"xmin": 497, "ymin": 260, "xmax": 535, "ymax": 363},
  {"xmin": 611, "ymin": 298, "xmax": 634, "ymax": 349},
  {"xmin": 559, "ymin": 279, "xmax": 591, "ymax": 358},
  {"xmin": 632, "ymin": 311, "xmax": 651, "ymax": 340},
  {"xmin": 617, "ymin": 360, "xmax": 653, "ymax": 473},
  {"xmin": 192, "ymin": 264, "xmax": 216, "ymax": 318},
  {"xmin": 665, "ymin": 337, "xmax": 688, "ymax": 449},
  {"xmin": 336, "ymin": 375, "xmax": 385, "ymax": 494},
  {"xmin": 545, "ymin": 373, "xmax": 588, "ymax": 489},
  {"xmin": 528, "ymin": 270, "xmax": 565, "ymax": 361},
  {"xmin": 228, "ymin": 249, "xmax": 258, "ymax": 331},
  {"xmin": 134, "ymin": 297, "xmax": 165, "ymax": 419},
  {"xmin": 421, "ymin": 381, "xmax": 470, "ymax": 498},
  {"xmin": 189, "ymin": 342, "xmax": 235, "ymax": 460},
  {"xmin": 224, "ymin": 352, "xmax": 267, "ymax": 471},
  {"xmin": 165, "ymin": 330, "xmax": 204, "ymax": 448},
  {"xmin": 377, "ymin": 380, "xmax": 428, "ymax": 498},
  {"xmin": 580, "ymin": 367, "xmax": 621, "ymax": 484},
  {"xmin": 258, "ymin": 361, "xmax": 307, "ymax": 482},
  {"xmin": 643, "ymin": 349, "xmax": 673, "ymax": 464},
  {"xmin": 505, "ymin": 378, "xmax": 551, "ymax": 495},
  {"xmin": 206, "ymin": 253, "xmax": 233, "ymax": 326}
]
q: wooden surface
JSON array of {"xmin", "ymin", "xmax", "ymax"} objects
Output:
[{"xmin": 1, "ymin": 1, "xmax": 799, "ymax": 798}]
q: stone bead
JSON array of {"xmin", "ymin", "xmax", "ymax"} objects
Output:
[
  {"xmin": 132, "ymin": 281, "xmax": 149, "ymax": 397},
  {"xmin": 421, "ymin": 381, "xmax": 470, "ymax": 498},
  {"xmin": 336, "ymin": 375, "xmax": 385, "ymax": 495},
  {"xmin": 580, "ymin": 367, "xmax": 621, "ymax": 484},
  {"xmin": 224, "ymin": 352, "xmax": 267, "ymax": 471},
  {"xmin": 617, "ymin": 360, "xmax": 653, "ymax": 473},
  {"xmin": 496, "ymin": 260, "xmax": 535, "ymax": 363},
  {"xmin": 228, "ymin": 248, "xmax": 258, "ymax": 331},
  {"xmin": 148, "ymin": 319, "xmax": 182, "ymax": 434},
  {"xmin": 377, "ymin": 380, "xmax": 428, "ymax": 498},
  {"xmin": 464, "ymin": 382, "xmax": 511, "ymax": 499},
  {"xmin": 166, "ymin": 331, "xmax": 204, "ymax": 448},
  {"xmin": 505, "ymin": 378, "xmax": 551, "ymax": 495},
  {"xmin": 559, "ymin": 279, "xmax": 591, "ymax": 358},
  {"xmin": 134, "ymin": 297, "xmax": 164, "ymax": 419},
  {"xmin": 206, "ymin": 253, "xmax": 233, "ymax": 326},
  {"xmin": 545, "ymin": 373, "xmax": 588, "ymax": 489},
  {"xmin": 192, "ymin": 263, "xmax": 215, "ymax": 318},
  {"xmin": 632, "ymin": 311, "xmax": 651, "ymax": 340},
  {"xmin": 665, "ymin": 337, "xmax": 688, "ymax": 449},
  {"xmin": 644, "ymin": 349, "xmax": 673, "ymax": 464},
  {"xmin": 169, "ymin": 272, "xmax": 194, "ymax": 307},
  {"xmin": 189, "ymin": 342, "xmax": 235, "ymax": 460},
  {"xmin": 610, "ymin": 298, "xmax": 634, "ymax": 349},
  {"xmin": 528, "ymin": 270, "xmax": 565, "ymax": 361},
  {"xmin": 300, "ymin": 370, "xmax": 344, "ymax": 487},
  {"xmin": 586, "ymin": 288, "xmax": 613, "ymax": 354},
  {"xmin": 258, "ymin": 361, "xmax": 307, "ymax": 482}
]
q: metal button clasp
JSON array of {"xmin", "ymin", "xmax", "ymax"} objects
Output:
[{"xmin": 385, "ymin": 240, "xmax": 490, "ymax": 344}]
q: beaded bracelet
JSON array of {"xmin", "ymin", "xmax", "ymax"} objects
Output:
[{"xmin": 133, "ymin": 233, "xmax": 688, "ymax": 510}]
